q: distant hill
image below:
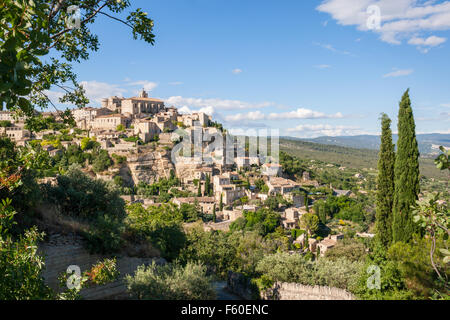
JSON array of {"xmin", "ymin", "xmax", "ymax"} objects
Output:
[
  {"xmin": 279, "ymin": 138, "xmax": 447, "ymax": 180},
  {"xmin": 286, "ymin": 134, "xmax": 450, "ymax": 156}
]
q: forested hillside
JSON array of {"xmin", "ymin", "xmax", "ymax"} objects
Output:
[{"xmin": 280, "ymin": 138, "xmax": 447, "ymax": 179}]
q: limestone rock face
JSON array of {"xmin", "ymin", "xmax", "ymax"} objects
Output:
[{"xmin": 126, "ymin": 148, "xmax": 174, "ymax": 185}]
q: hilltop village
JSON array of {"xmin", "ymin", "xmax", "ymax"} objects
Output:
[{"xmin": 1, "ymin": 90, "xmax": 375, "ymax": 257}]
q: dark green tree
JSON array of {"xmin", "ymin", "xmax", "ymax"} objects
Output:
[
  {"xmin": 197, "ymin": 182, "xmax": 202, "ymax": 197},
  {"xmin": 1, "ymin": 1, "xmax": 155, "ymax": 118},
  {"xmin": 304, "ymin": 192, "xmax": 309, "ymax": 212},
  {"xmin": 219, "ymin": 193, "xmax": 223, "ymax": 211},
  {"xmin": 205, "ymin": 174, "xmax": 211, "ymax": 196},
  {"xmin": 392, "ymin": 89, "xmax": 420, "ymax": 243},
  {"xmin": 375, "ymin": 113, "xmax": 395, "ymax": 248}
]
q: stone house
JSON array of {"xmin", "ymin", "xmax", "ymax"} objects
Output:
[
  {"xmin": 92, "ymin": 114, "xmax": 130, "ymax": 130},
  {"xmin": 261, "ymin": 163, "xmax": 283, "ymax": 176},
  {"xmin": 267, "ymin": 177, "xmax": 302, "ymax": 195},
  {"xmin": 133, "ymin": 119, "xmax": 161, "ymax": 143},
  {"xmin": 171, "ymin": 197, "xmax": 216, "ymax": 214},
  {"xmin": 120, "ymin": 90, "xmax": 165, "ymax": 117},
  {"xmin": 235, "ymin": 157, "xmax": 251, "ymax": 170},
  {"xmin": 0, "ymin": 126, "xmax": 30, "ymax": 141}
]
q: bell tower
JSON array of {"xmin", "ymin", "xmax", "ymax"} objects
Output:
[{"xmin": 139, "ymin": 88, "xmax": 148, "ymax": 98}]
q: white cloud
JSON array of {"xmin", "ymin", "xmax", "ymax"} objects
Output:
[
  {"xmin": 314, "ymin": 64, "xmax": 332, "ymax": 69},
  {"xmin": 79, "ymin": 81, "xmax": 127, "ymax": 104},
  {"xmin": 165, "ymin": 96, "xmax": 273, "ymax": 111},
  {"xmin": 225, "ymin": 111, "xmax": 266, "ymax": 122},
  {"xmin": 232, "ymin": 68, "xmax": 243, "ymax": 74},
  {"xmin": 440, "ymin": 103, "xmax": 450, "ymax": 108},
  {"xmin": 268, "ymin": 108, "xmax": 343, "ymax": 120},
  {"xmin": 408, "ymin": 35, "xmax": 447, "ymax": 46},
  {"xmin": 178, "ymin": 105, "xmax": 215, "ymax": 116},
  {"xmin": 168, "ymin": 81, "xmax": 183, "ymax": 86},
  {"xmin": 286, "ymin": 124, "xmax": 362, "ymax": 137},
  {"xmin": 383, "ymin": 68, "xmax": 414, "ymax": 78},
  {"xmin": 224, "ymin": 108, "xmax": 343, "ymax": 122},
  {"xmin": 317, "ymin": 0, "xmax": 450, "ymax": 51}
]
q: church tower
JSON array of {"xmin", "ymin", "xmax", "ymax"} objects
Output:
[{"xmin": 139, "ymin": 88, "xmax": 148, "ymax": 98}]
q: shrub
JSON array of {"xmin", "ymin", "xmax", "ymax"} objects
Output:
[
  {"xmin": 325, "ymin": 239, "xmax": 367, "ymax": 262},
  {"xmin": 43, "ymin": 166, "xmax": 126, "ymax": 253},
  {"xmin": 126, "ymin": 261, "xmax": 216, "ymax": 300},
  {"xmin": 125, "ymin": 203, "xmax": 186, "ymax": 261},
  {"xmin": 0, "ymin": 199, "xmax": 53, "ymax": 300},
  {"xmin": 256, "ymin": 252, "xmax": 363, "ymax": 291},
  {"xmin": 84, "ymin": 258, "xmax": 120, "ymax": 286}
]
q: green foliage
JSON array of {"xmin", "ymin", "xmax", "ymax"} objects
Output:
[
  {"xmin": 254, "ymin": 178, "xmax": 269, "ymax": 193},
  {"xmin": 80, "ymin": 137, "xmax": 97, "ymax": 151},
  {"xmin": 135, "ymin": 177, "xmax": 180, "ymax": 201},
  {"xmin": 92, "ymin": 149, "xmax": 113, "ymax": 173},
  {"xmin": 375, "ymin": 113, "xmax": 395, "ymax": 248},
  {"xmin": 300, "ymin": 213, "xmax": 319, "ymax": 235},
  {"xmin": 58, "ymin": 258, "xmax": 119, "ymax": 299},
  {"xmin": 256, "ymin": 252, "xmax": 363, "ymax": 291},
  {"xmin": 230, "ymin": 208, "xmax": 280, "ymax": 236},
  {"xmin": 325, "ymin": 239, "xmax": 368, "ymax": 262},
  {"xmin": 125, "ymin": 203, "xmax": 186, "ymax": 261},
  {"xmin": 0, "ymin": 199, "xmax": 52, "ymax": 300},
  {"xmin": 434, "ymin": 146, "xmax": 449, "ymax": 171},
  {"xmin": 181, "ymin": 223, "xmax": 236, "ymax": 277},
  {"xmin": 84, "ymin": 258, "xmax": 120, "ymax": 286},
  {"xmin": 313, "ymin": 199, "xmax": 328, "ymax": 224},
  {"xmin": 43, "ymin": 165, "xmax": 126, "ymax": 253},
  {"xmin": 279, "ymin": 151, "xmax": 306, "ymax": 178},
  {"xmin": 0, "ymin": 0, "xmax": 155, "ymax": 117},
  {"xmin": 0, "ymin": 120, "xmax": 12, "ymax": 127},
  {"xmin": 126, "ymin": 261, "xmax": 216, "ymax": 300},
  {"xmin": 392, "ymin": 89, "xmax": 420, "ymax": 243}
]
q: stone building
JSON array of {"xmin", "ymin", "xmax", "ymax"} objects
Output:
[
  {"xmin": 0, "ymin": 125, "xmax": 30, "ymax": 141},
  {"xmin": 92, "ymin": 114, "xmax": 130, "ymax": 130},
  {"xmin": 73, "ymin": 107, "xmax": 112, "ymax": 129},
  {"xmin": 120, "ymin": 90, "xmax": 165, "ymax": 118},
  {"xmin": 261, "ymin": 163, "xmax": 283, "ymax": 176},
  {"xmin": 267, "ymin": 177, "xmax": 301, "ymax": 195},
  {"xmin": 171, "ymin": 197, "xmax": 216, "ymax": 214},
  {"xmin": 133, "ymin": 119, "xmax": 161, "ymax": 143}
]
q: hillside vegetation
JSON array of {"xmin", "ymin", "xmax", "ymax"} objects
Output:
[{"xmin": 280, "ymin": 138, "xmax": 447, "ymax": 180}]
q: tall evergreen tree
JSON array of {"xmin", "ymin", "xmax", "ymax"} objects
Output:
[
  {"xmin": 375, "ymin": 113, "xmax": 395, "ymax": 248},
  {"xmin": 392, "ymin": 89, "xmax": 420, "ymax": 243},
  {"xmin": 197, "ymin": 182, "xmax": 202, "ymax": 197}
]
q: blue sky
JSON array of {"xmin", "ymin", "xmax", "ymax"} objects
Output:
[{"xmin": 50, "ymin": 0, "xmax": 450, "ymax": 137}]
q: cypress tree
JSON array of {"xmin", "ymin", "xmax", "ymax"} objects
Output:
[
  {"xmin": 392, "ymin": 89, "xmax": 420, "ymax": 243},
  {"xmin": 375, "ymin": 113, "xmax": 395, "ymax": 248},
  {"xmin": 197, "ymin": 182, "xmax": 202, "ymax": 197}
]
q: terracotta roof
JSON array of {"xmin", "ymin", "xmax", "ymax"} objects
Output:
[
  {"xmin": 95, "ymin": 114, "xmax": 128, "ymax": 119},
  {"xmin": 126, "ymin": 97, "xmax": 164, "ymax": 102},
  {"xmin": 173, "ymin": 197, "xmax": 215, "ymax": 204}
]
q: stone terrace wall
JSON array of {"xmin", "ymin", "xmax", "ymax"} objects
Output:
[
  {"xmin": 267, "ymin": 282, "xmax": 356, "ymax": 300},
  {"xmin": 38, "ymin": 235, "xmax": 164, "ymax": 299}
]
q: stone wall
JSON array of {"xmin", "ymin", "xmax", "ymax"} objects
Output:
[
  {"xmin": 265, "ymin": 282, "xmax": 356, "ymax": 300},
  {"xmin": 226, "ymin": 271, "xmax": 355, "ymax": 301},
  {"xmin": 38, "ymin": 236, "xmax": 164, "ymax": 300}
]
